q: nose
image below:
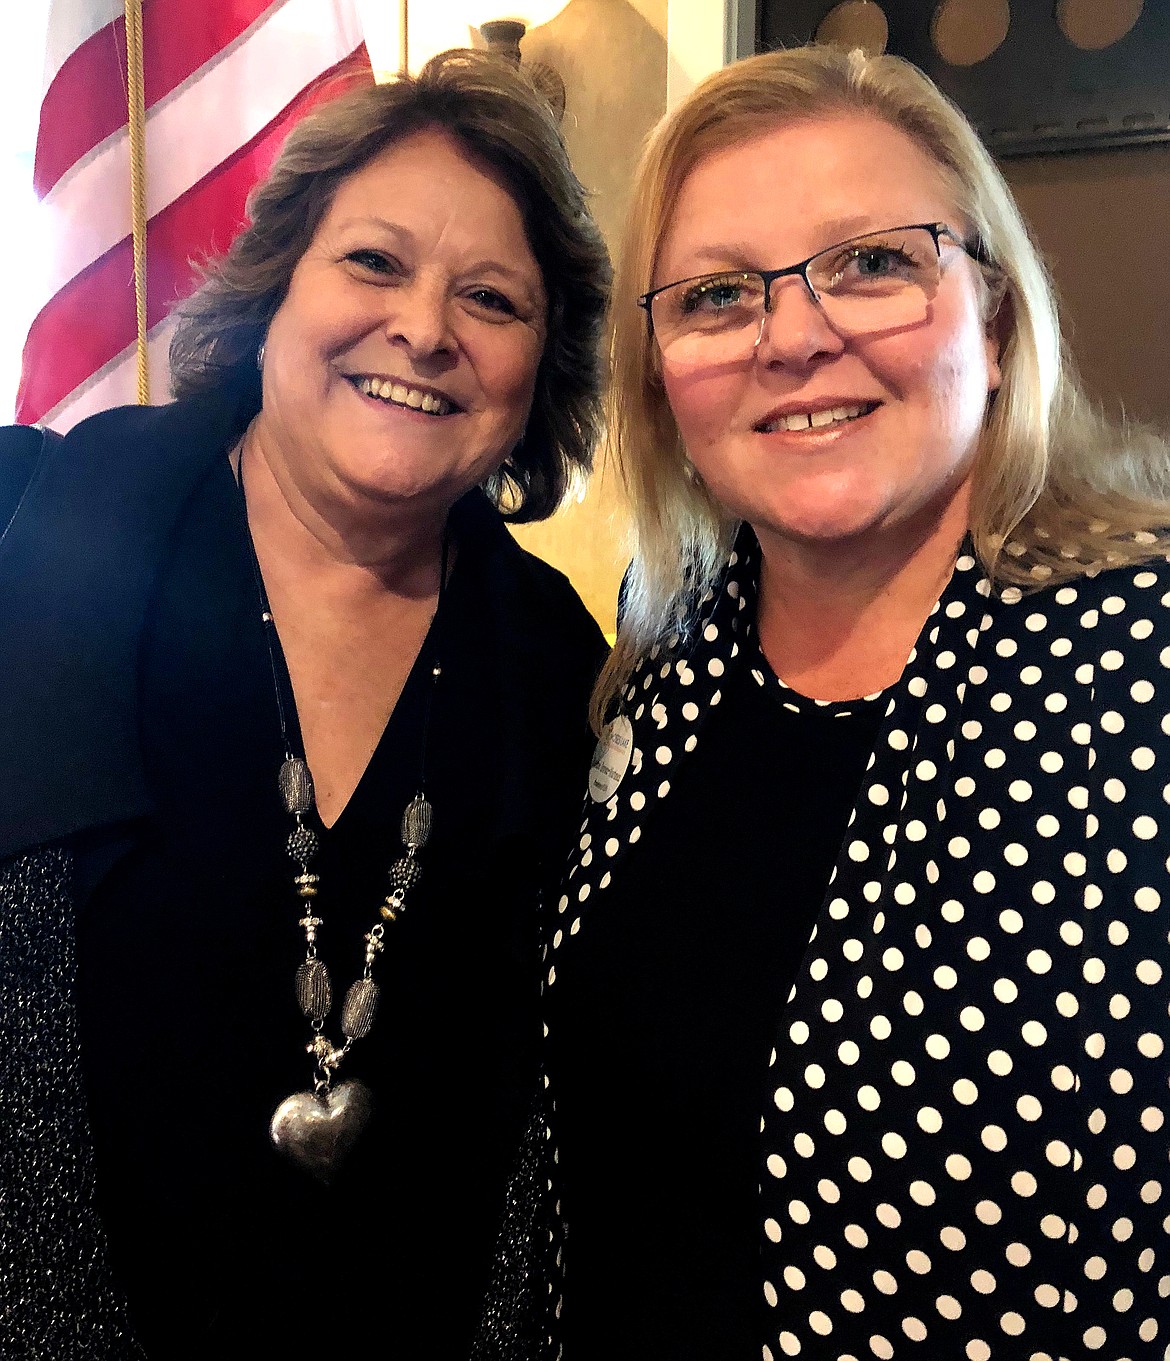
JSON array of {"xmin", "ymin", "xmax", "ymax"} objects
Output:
[
  {"xmin": 384, "ymin": 279, "xmax": 456, "ymax": 359},
  {"xmin": 754, "ymin": 273, "xmax": 844, "ymax": 368}
]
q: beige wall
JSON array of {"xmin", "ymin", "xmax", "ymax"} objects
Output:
[
  {"xmin": 511, "ymin": 0, "xmax": 670, "ymax": 638},
  {"xmin": 1004, "ymin": 144, "xmax": 1170, "ymax": 430}
]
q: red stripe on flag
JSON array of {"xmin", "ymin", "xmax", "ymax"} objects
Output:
[
  {"xmin": 34, "ymin": 0, "xmax": 279, "ymax": 198},
  {"xmin": 19, "ymin": 48, "xmax": 372, "ymax": 425}
]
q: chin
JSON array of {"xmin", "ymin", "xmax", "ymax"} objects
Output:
[
  {"xmin": 338, "ymin": 456, "xmax": 462, "ymax": 505},
  {"xmin": 774, "ymin": 518, "xmax": 884, "ymax": 550},
  {"xmin": 749, "ymin": 488, "xmax": 890, "ymax": 548}
]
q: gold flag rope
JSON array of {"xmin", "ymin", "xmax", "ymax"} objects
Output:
[{"xmin": 125, "ymin": 0, "xmax": 149, "ymax": 403}]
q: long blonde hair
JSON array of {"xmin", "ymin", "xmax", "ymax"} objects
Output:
[{"xmin": 593, "ymin": 44, "xmax": 1170, "ymax": 727}]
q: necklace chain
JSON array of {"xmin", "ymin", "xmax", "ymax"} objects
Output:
[{"xmin": 238, "ymin": 456, "xmax": 447, "ymax": 1098}]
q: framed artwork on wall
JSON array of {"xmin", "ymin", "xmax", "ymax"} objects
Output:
[{"xmin": 757, "ymin": 0, "xmax": 1170, "ymax": 156}]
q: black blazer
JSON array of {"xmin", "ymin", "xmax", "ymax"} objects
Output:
[{"xmin": 0, "ymin": 391, "xmax": 605, "ymax": 1359}]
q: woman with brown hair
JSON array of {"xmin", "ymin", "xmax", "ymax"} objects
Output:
[
  {"xmin": 527, "ymin": 44, "xmax": 1170, "ymax": 1360},
  {"xmin": 0, "ymin": 51, "xmax": 608, "ymax": 1360}
]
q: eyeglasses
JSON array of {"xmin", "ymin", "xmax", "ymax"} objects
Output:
[{"xmin": 639, "ymin": 222, "xmax": 982, "ymax": 366}]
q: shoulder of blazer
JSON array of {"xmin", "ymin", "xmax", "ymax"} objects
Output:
[
  {"xmin": 450, "ymin": 489, "xmax": 608, "ymax": 675},
  {"xmin": 0, "ymin": 389, "xmax": 256, "ymax": 860},
  {"xmin": 0, "ymin": 425, "xmax": 61, "ymax": 543}
]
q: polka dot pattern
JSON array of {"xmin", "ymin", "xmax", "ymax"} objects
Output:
[{"xmin": 535, "ymin": 535, "xmax": 1170, "ymax": 1358}]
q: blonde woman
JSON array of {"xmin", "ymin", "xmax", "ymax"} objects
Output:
[{"xmin": 514, "ymin": 45, "xmax": 1170, "ymax": 1361}]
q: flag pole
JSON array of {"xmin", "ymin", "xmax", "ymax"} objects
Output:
[
  {"xmin": 399, "ymin": 0, "xmax": 409, "ymax": 74},
  {"xmin": 124, "ymin": 0, "xmax": 149, "ymax": 403}
]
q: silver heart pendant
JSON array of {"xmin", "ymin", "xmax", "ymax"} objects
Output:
[{"xmin": 269, "ymin": 1078, "xmax": 372, "ymax": 1184}]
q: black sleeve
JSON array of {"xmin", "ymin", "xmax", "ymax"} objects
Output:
[{"xmin": 0, "ymin": 426, "xmax": 60, "ymax": 541}]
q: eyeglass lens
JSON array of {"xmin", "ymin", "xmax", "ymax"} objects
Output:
[{"xmin": 651, "ymin": 225, "xmax": 944, "ymax": 364}]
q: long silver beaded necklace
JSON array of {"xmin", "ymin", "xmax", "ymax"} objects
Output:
[{"xmin": 238, "ymin": 463, "xmax": 446, "ymax": 1183}]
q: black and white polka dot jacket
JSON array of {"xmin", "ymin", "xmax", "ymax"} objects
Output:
[{"xmin": 523, "ymin": 535, "xmax": 1170, "ymax": 1361}]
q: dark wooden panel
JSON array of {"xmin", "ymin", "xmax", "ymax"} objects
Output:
[{"xmin": 757, "ymin": 1, "xmax": 1170, "ymax": 157}]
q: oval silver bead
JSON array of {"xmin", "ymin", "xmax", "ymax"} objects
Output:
[
  {"xmin": 401, "ymin": 794, "xmax": 433, "ymax": 850},
  {"xmin": 341, "ymin": 978, "xmax": 380, "ymax": 1039},
  {"xmin": 279, "ymin": 758, "xmax": 314, "ymax": 815},
  {"xmin": 295, "ymin": 958, "xmax": 332, "ymax": 1021}
]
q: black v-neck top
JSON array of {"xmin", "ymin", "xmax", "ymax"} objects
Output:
[
  {"xmin": 548, "ymin": 636, "xmax": 884, "ymax": 1357},
  {"xmin": 73, "ymin": 457, "xmax": 597, "ymax": 1358}
]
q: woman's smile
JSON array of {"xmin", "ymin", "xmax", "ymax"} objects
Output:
[
  {"xmin": 752, "ymin": 399, "xmax": 880, "ymax": 436},
  {"xmin": 346, "ymin": 373, "xmax": 460, "ymax": 416}
]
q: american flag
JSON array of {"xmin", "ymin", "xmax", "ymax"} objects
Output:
[{"xmin": 18, "ymin": 0, "xmax": 372, "ymax": 431}]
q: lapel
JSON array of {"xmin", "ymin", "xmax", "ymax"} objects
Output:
[
  {"xmin": 549, "ymin": 531, "xmax": 758, "ymax": 955},
  {"xmin": 0, "ymin": 389, "xmax": 256, "ymax": 860}
]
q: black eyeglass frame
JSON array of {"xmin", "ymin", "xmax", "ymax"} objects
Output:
[{"xmin": 637, "ymin": 221, "xmax": 987, "ymax": 334}]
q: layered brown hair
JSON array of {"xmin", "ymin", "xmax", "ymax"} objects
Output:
[{"xmin": 170, "ymin": 50, "xmax": 611, "ymax": 523}]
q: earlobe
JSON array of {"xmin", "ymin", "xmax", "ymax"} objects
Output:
[
  {"xmin": 983, "ymin": 283, "xmax": 1011, "ymax": 394},
  {"xmin": 985, "ymin": 332, "xmax": 1003, "ymax": 395}
]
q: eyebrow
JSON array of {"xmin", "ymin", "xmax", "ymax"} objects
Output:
[
  {"xmin": 808, "ymin": 214, "xmax": 886, "ymax": 244},
  {"xmin": 673, "ymin": 215, "xmax": 913, "ymax": 273},
  {"xmin": 334, "ymin": 215, "xmax": 544, "ymax": 297}
]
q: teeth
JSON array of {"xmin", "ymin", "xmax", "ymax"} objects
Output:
[
  {"xmin": 766, "ymin": 403, "xmax": 868, "ymax": 434},
  {"xmin": 356, "ymin": 376, "xmax": 451, "ymax": 415}
]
